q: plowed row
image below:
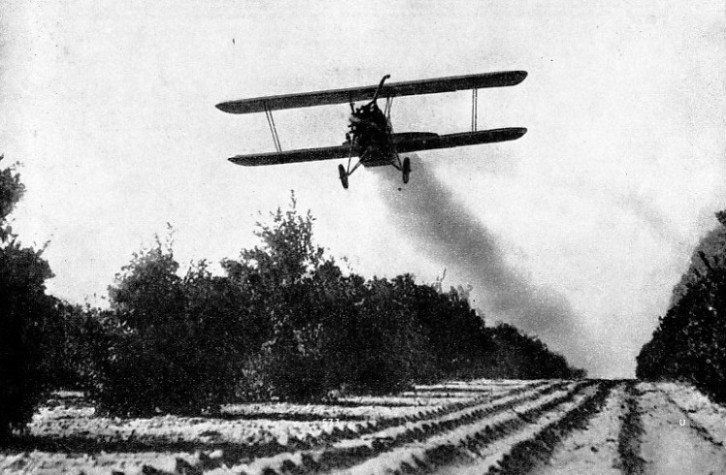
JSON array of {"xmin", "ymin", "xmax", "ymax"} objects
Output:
[{"xmin": 3, "ymin": 380, "xmax": 725, "ymax": 475}]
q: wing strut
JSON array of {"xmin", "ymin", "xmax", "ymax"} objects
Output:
[
  {"xmin": 264, "ymin": 103, "xmax": 282, "ymax": 152},
  {"xmin": 471, "ymin": 89, "xmax": 478, "ymax": 132},
  {"xmin": 383, "ymin": 97, "xmax": 404, "ymax": 170},
  {"xmin": 384, "ymin": 97, "xmax": 393, "ymax": 119}
]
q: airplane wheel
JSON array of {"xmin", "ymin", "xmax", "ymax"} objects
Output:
[
  {"xmin": 402, "ymin": 157, "xmax": 411, "ymax": 184},
  {"xmin": 338, "ymin": 164, "xmax": 349, "ymax": 189}
]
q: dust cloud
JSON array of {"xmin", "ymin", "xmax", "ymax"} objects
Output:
[{"xmin": 374, "ymin": 156, "xmax": 597, "ymax": 373}]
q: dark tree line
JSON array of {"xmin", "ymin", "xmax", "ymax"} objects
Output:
[
  {"xmin": 636, "ymin": 210, "xmax": 726, "ymax": 402},
  {"xmin": 2, "ymin": 163, "xmax": 584, "ymax": 436},
  {"xmin": 0, "ymin": 158, "xmax": 56, "ymax": 442},
  {"xmin": 52, "ymin": 197, "xmax": 584, "ymax": 416}
]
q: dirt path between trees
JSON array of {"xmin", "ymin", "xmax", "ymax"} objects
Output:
[{"xmin": 638, "ymin": 383, "xmax": 726, "ymax": 475}]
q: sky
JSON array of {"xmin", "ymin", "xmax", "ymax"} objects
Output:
[{"xmin": 1, "ymin": 0, "xmax": 724, "ymax": 377}]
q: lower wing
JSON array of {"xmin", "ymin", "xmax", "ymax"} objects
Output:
[
  {"xmin": 394, "ymin": 128, "xmax": 527, "ymax": 154},
  {"xmin": 227, "ymin": 128, "xmax": 527, "ymax": 166},
  {"xmin": 228, "ymin": 144, "xmax": 351, "ymax": 166}
]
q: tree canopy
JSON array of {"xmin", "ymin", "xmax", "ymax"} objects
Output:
[
  {"xmin": 636, "ymin": 210, "xmax": 726, "ymax": 402},
  {"xmin": 0, "ymin": 158, "xmax": 56, "ymax": 441},
  {"xmin": 0, "ymin": 180, "xmax": 585, "ymax": 422}
]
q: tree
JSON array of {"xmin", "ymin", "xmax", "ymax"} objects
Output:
[
  {"xmin": 0, "ymin": 158, "xmax": 56, "ymax": 441},
  {"xmin": 0, "ymin": 156, "xmax": 25, "ymax": 242},
  {"xmin": 636, "ymin": 210, "xmax": 726, "ymax": 401},
  {"xmin": 88, "ymin": 191, "xmax": 587, "ymax": 411},
  {"xmin": 222, "ymin": 194, "xmax": 585, "ymax": 397},
  {"xmin": 93, "ymin": 240, "xmax": 250, "ymax": 416},
  {"xmin": 344, "ymin": 277, "xmax": 431, "ymax": 393},
  {"xmin": 108, "ymin": 232, "xmax": 185, "ymax": 331},
  {"xmin": 222, "ymin": 196, "xmax": 344, "ymax": 400}
]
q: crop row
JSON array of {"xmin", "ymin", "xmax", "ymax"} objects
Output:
[
  {"xmin": 136, "ymin": 380, "xmax": 552, "ymax": 472},
  {"xmin": 23, "ymin": 383, "xmax": 537, "ymax": 461},
  {"xmin": 482, "ymin": 380, "xmax": 617, "ymax": 474},
  {"xmin": 129, "ymin": 381, "xmax": 561, "ymax": 474},
  {"xmin": 204, "ymin": 380, "xmax": 555, "ymax": 467},
  {"xmin": 327, "ymin": 381, "xmax": 599, "ymax": 475},
  {"xmin": 3, "ymin": 380, "xmax": 590, "ymax": 475},
  {"xmin": 226, "ymin": 381, "xmax": 592, "ymax": 475}
]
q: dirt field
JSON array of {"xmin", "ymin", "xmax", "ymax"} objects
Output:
[{"xmin": 2, "ymin": 380, "xmax": 725, "ymax": 474}]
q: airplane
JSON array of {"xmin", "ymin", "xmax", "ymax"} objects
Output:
[{"xmin": 216, "ymin": 71, "xmax": 527, "ymax": 189}]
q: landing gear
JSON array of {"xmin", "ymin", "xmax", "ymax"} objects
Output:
[
  {"xmin": 402, "ymin": 157, "xmax": 411, "ymax": 184},
  {"xmin": 338, "ymin": 164, "xmax": 349, "ymax": 189}
]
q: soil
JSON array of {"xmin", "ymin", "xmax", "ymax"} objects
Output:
[{"xmin": 2, "ymin": 380, "xmax": 724, "ymax": 475}]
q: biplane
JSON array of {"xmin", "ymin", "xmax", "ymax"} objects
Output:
[{"xmin": 216, "ymin": 71, "xmax": 527, "ymax": 189}]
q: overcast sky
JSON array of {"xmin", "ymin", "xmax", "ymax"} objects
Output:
[{"xmin": 2, "ymin": 1, "xmax": 724, "ymax": 377}]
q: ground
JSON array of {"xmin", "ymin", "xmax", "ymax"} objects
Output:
[{"xmin": 1, "ymin": 380, "xmax": 725, "ymax": 474}]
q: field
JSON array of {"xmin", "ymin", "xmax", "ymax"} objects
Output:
[{"xmin": 2, "ymin": 379, "xmax": 726, "ymax": 474}]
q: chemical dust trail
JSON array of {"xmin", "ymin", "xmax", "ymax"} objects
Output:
[{"xmin": 374, "ymin": 156, "xmax": 593, "ymax": 372}]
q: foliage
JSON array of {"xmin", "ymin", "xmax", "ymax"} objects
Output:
[
  {"xmin": 221, "ymin": 199, "xmax": 330, "ymax": 400},
  {"xmin": 38, "ymin": 301, "xmax": 101, "ymax": 390},
  {"xmin": 107, "ymin": 233, "xmax": 185, "ymax": 330},
  {"xmin": 89, "ymin": 242, "xmax": 251, "ymax": 416},
  {"xmin": 63, "ymin": 193, "xmax": 584, "ymax": 416},
  {"xmin": 217, "ymin": 195, "xmax": 582, "ymax": 399},
  {"xmin": 636, "ymin": 210, "xmax": 726, "ymax": 402},
  {"xmin": 339, "ymin": 276, "xmax": 432, "ymax": 393},
  {"xmin": 0, "ymin": 156, "xmax": 25, "ymax": 242},
  {"xmin": 483, "ymin": 323, "xmax": 585, "ymax": 379},
  {"xmin": 0, "ymin": 159, "xmax": 56, "ymax": 442}
]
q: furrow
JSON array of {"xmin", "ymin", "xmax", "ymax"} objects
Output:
[
  {"xmin": 617, "ymin": 381, "xmax": 645, "ymax": 475},
  {"xmin": 137, "ymin": 381, "xmax": 554, "ymax": 472},
  {"xmin": 327, "ymin": 381, "xmax": 596, "ymax": 475},
  {"xmin": 229, "ymin": 381, "xmax": 590, "ymax": 475},
  {"xmin": 656, "ymin": 386, "xmax": 725, "ymax": 449},
  {"xmin": 480, "ymin": 380, "xmax": 616, "ymax": 474}
]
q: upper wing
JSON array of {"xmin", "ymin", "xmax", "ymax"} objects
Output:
[
  {"xmin": 217, "ymin": 71, "xmax": 527, "ymax": 114},
  {"xmin": 393, "ymin": 128, "xmax": 527, "ymax": 154},
  {"xmin": 228, "ymin": 144, "xmax": 352, "ymax": 166}
]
